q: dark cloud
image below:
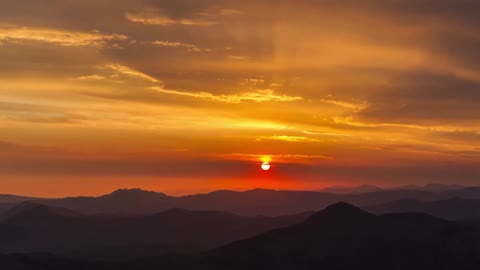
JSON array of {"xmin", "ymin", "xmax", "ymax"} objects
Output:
[{"xmin": 356, "ymin": 71, "xmax": 480, "ymax": 124}]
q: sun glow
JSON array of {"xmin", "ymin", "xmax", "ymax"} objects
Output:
[{"xmin": 260, "ymin": 156, "xmax": 271, "ymax": 163}]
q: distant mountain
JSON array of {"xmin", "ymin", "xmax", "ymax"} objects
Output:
[
  {"xmin": 0, "ymin": 194, "xmax": 35, "ymax": 203},
  {"xmin": 35, "ymin": 188, "xmax": 174, "ymax": 215},
  {"xmin": 369, "ymin": 197, "xmax": 480, "ymax": 220},
  {"xmin": 0, "ymin": 203, "xmax": 311, "ymax": 260},
  {"xmin": 2, "ymin": 203, "xmax": 479, "ymax": 270},
  {"xmin": 0, "ymin": 202, "xmax": 81, "ymax": 221},
  {"xmin": 396, "ymin": 184, "xmax": 466, "ymax": 192},
  {"xmin": 319, "ymin": 184, "xmax": 383, "ymax": 194},
  {"xmin": 32, "ymin": 186, "xmax": 480, "ymax": 216}
]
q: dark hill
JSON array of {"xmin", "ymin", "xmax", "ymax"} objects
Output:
[
  {"xmin": 199, "ymin": 202, "xmax": 480, "ymax": 270},
  {"xmin": 0, "ymin": 204, "xmax": 311, "ymax": 260},
  {"xmin": 1, "ymin": 203, "xmax": 480, "ymax": 270}
]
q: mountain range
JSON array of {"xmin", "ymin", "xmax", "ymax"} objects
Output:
[
  {"xmin": 5, "ymin": 185, "xmax": 477, "ymax": 216},
  {"xmin": 0, "ymin": 202, "xmax": 311, "ymax": 260},
  {"xmin": 369, "ymin": 197, "xmax": 480, "ymax": 220},
  {"xmin": 1, "ymin": 202, "xmax": 479, "ymax": 270},
  {"xmin": 2, "ymin": 185, "xmax": 480, "ymax": 269}
]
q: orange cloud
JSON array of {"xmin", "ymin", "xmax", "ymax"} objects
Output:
[
  {"xmin": 0, "ymin": 24, "xmax": 127, "ymax": 46},
  {"xmin": 150, "ymin": 87, "xmax": 302, "ymax": 103}
]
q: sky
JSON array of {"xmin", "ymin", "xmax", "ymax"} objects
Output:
[{"xmin": 1, "ymin": 0, "xmax": 479, "ymax": 197}]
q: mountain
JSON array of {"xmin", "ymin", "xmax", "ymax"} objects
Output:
[
  {"xmin": 0, "ymin": 194, "xmax": 35, "ymax": 203},
  {"xmin": 0, "ymin": 203, "xmax": 13, "ymax": 215},
  {"xmin": 396, "ymin": 184, "xmax": 466, "ymax": 192},
  {"xmin": 0, "ymin": 202, "xmax": 82, "ymax": 221},
  {"xmin": 2, "ymin": 203, "xmax": 479, "ymax": 270},
  {"xmin": 199, "ymin": 202, "xmax": 480, "ymax": 270},
  {"xmin": 319, "ymin": 184, "xmax": 383, "ymax": 194},
  {"xmin": 0, "ymin": 203, "xmax": 311, "ymax": 260},
  {"xmin": 33, "ymin": 186, "xmax": 480, "ymax": 216},
  {"xmin": 369, "ymin": 197, "xmax": 480, "ymax": 220},
  {"xmin": 34, "ymin": 188, "xmax": 175, "ymax": 215}
]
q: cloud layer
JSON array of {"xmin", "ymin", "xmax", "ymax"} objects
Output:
[{"xmin": 0, "ymin": 0, "xmax": 479, "ymax": 195}]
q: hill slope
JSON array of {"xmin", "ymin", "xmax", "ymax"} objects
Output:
[
  {"xmin": 1, "ymin": 203, "xmax": 479, "ymax": 269},
  {"xmin": 0, "ymin": 204, "xmax": 311, "ymax": 260}
]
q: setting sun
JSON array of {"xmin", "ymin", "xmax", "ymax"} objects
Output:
[{"xmin": 261, "ymin": 162, "xmax": 271, "ymax": 171}]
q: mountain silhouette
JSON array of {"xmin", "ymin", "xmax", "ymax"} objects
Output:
[
  {"xmin": 319, "ymin": 184, "xmax": 384, "ymax": 194},
  {"xmin": 0, "ymin": 194, "xmax": 33, "ymax": 204},
  {"xmin": 396, "ymin": 183, "xmax": 466, "ymax": 192},
  {"xmin": 0, "ymin": 203, "xmax": 311, "ymax": 260},
  {"xmin": 0, "ymin": 202, "xmax": 479, "ymax": 269},
  {"xmin": 0, "ymin": 202, "xmax": 81, "ymax": 221},
  {"xmin": 33, "ymin": 188, "xmax": 175, "ymax": 215},
  {"xmin": 369, "ymin": 197, "xmax": 480, "ymax": 220},
  {"xmin": 1, "ymin": 202, "xmax": 478, "ymax": 270},
  {"xmin": 28, "ymin": 186, "xmax": 480, "ymax": 216},
  {"xmin": 199, "ymin": 202, "xmax": 479, "ymax": 270}
]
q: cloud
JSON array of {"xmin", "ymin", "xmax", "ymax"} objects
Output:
[
  {"xmin": 104, "ymin": 64, "xmax": 160, "ymax": 83},
  {"xmin": 354, "ymin": 71, "xmax": 480, "ymax": 124},
  {"xmin": 151, "ymin": 40, "xmax": 210, "ymax": 52},
  {"xmin": 228, "ymin": 55, "xmax": 249, "ymax": 60},
  {"xmin": 0, "ymin": 24, "xmax": 127, "ymax": 46},
  {"xmin": 261, "ymin": 135, "xmax": 322, "ymax": 143},
  {"xmin": 0, "ymin": 101, "xmax": 87, "ymax": 124},
  {"xmin": 226, "ymin": 153, "xmax": 333, "ymax": 163},
  {"xmin": 217, "ymin": 9, "xmax": 244, "ymax": 16},
  {"xmin": 126, "ymin": 12, "xmax": 216, "ymax": 26},
  {"xmin": 77, "ymin": 75, "xmax": 106, "ymax": 80},
  {"xmin": 321, "ymin": 98, "xmax": 367, "ymax": 111},
  {"xmin": 151, "ymin": 87, "xmax": 302, "ymax": 103},
  {"xmin": 240, "ymin": 78, "xmax": 266, "ymax": 87}
]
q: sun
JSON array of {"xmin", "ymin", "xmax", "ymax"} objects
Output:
[{"xmin": 261, "ymin": 161, "xmax": 271, "ymax": 171}]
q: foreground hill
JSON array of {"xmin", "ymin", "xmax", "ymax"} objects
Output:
[
  {"xmin": 199, "ymin": 203, "xmax": 480, "ymax": 269},
  {"xmin": 1, "ymin": 203, "xmax": 480, "ymax": 270},
  {"xmin": 30, "ymin": 186, "xmax": 480, "ymax": 216},
  {"xmin": 0, "ymin": 203, "xmax": 311, "ymax": 260}
]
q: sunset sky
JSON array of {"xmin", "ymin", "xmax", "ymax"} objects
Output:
[{"xmin": 1, "ymin": 0, "xmax": 479, "ymax": 197}]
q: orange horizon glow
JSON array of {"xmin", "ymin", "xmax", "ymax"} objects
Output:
[{"xmin": 1, "ymin": 1, "xmax": 480, "ymax": 197}]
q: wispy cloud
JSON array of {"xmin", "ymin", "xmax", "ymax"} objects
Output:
[
  {"xmin": 126, "ymin": 7, "xmax": 242, "ymax": 27},
  {"xmin": 0, "ymin": 24, "xmax": 127, "ymax": 46},
  {"xmin": 151, "ymin": 40, "xmax": 210, "ymax": 52},
  {"xmin": 228, "ymin": 55, "xmax": 249, "ymax": 60},
  {"xmin": 151, "ymin": 87, "xmax": 302, "ymax": 103},
  {"xmin": 126, "ymin": 13, "xmax": 216, "ymax": 26},
  {"xmin": 321, "ymin": 98, "xmax": 367, "ymax": 111},
  {"xmin": 104, "ymin": 64, "xmax": 159, "ymax": 83},
  {"xmin": 261, "ymin": 135, "xmax": 322, "ymax": 142},
  {"xmin": 226, "ymin": 153, "xmax": 333, "ymax": 163},
  {"xmin": 77, "ymin": 75, "xmax": 106, "ymax": 80}
]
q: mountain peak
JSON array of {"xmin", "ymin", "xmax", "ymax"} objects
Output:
[
  {"xmin": 106, "ymin": 188, "xmax": 167, "ymax": 198},
  {"xmin": 304, "ymin": 202, "xmax": 373, "ymax": 225},
  {"xmin": 324, "ymin": 202, "xmax": 365, "ymax": 213}
]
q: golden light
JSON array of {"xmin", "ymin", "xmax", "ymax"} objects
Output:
[
  {"xmin": 261, "ymin": 162, "xmax": 271, "ymax": 171},
  {"xmin": 260, "ymin": 155, "xmax": 271, "ymax": 163}
]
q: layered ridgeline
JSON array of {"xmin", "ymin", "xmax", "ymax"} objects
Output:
[
  {"xmin": 2, "ymin": 184, "xmax": 480, "ymax": 216},
  {"xmin": 1, "ymin": 185, "xmax": 480, "ymax": 268},
  {"xmin": 0, "ymin": 203, "xmax": 479, "ymax": 270},
  {"xmin": 0, "ymin": 202, "xmax": 311, "ymax": 260}
]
